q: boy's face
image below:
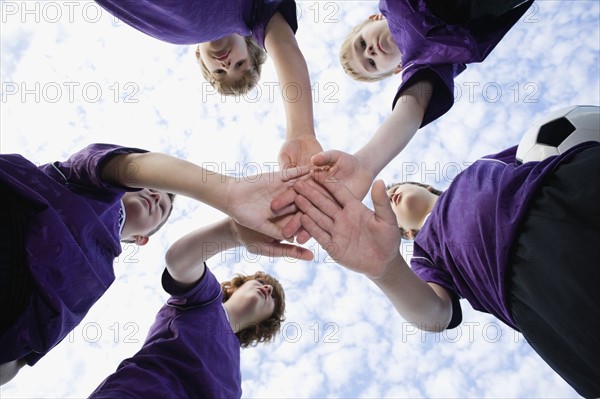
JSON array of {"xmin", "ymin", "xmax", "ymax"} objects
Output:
[
  {"xmin": 348, "ymin": 18, "xmax": 402, "ymax": 79},
  {"xmin": 121, "ymin": 188, "xmax": 173, "ymax": 245},
  {"xmin": 386, "ymin": 184, "xmax": 435, "ymax": 232},
  {"xmin": 228, "ymin": 278, "xmax": 276, "ymax": 326},
  {"xmin": 197, "ymin": 34, "xmax": 250, "ymax": 82}
]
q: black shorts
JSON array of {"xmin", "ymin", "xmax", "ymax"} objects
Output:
[
  {"xmin": 425, "ymin": 0, "xmax": 532, "ymax": 24},
  {"xmin": 509, "ymin": 146, "xmax": 600, "ymax": 398},
  {"xmin": 0, "ymin": 184, "xmax": 33, "ymax": 335}
]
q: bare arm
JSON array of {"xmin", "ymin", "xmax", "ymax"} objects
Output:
[
  {"xmin": 370, "ymin": 254, "xmax": 453, "ymax": 332},
  {"xmin": 356, "ymin": 80, "xmax": 433, "ymax": 180},
  {"xmin": 165, "ymin": 218, "xmax": 313, "ymax": 287},
  {"xmin": 101, "ymin": 152, "xmax": 308, "ymax": 239},
  {"xmin": 265, "ymin": 12, "xmax": 323, "ymax": 168},
  {"xmin": 164, "ymin": 219, "xmax": 235, "ymax": 287}
]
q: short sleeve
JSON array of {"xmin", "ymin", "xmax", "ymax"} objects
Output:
[
  {"xmin": 393, "ymin": 63, "xmax": 464, "ymax": 128},
  {"xmin": 411, "ymin": 246, "xmax": 463, "ymax": 329},
  {"xmin": 251, "ymin": 0, "xmax": 298, "ymax": 49},
  {"xmin": 162, "ymin": 265, "xmax": 223, "ymax": 309},
  {"xmin": 42, "ymin": 143, "xmax": 148, "ymax": 193}
]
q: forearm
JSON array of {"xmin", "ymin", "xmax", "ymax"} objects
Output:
[
  {"xmin": 265, "ymin": 13, "xmax": 316, "ymax": 140},
  {"xmin": 370, "ymin": 253, "xmax": 452, "ymax": 332},
  {"xmin": 101, "ymin": 152, "xmax": 232, "ymax": 214},
  {"xmin": 355, "ymin": 81, "xmax": 432, "ymax": 177},
  {"xmin": 165, "ymin": 218, "xmax": 237, "ymax": 285}
]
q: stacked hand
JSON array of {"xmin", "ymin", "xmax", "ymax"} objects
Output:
[
  {"xmin": 229, "ymin": 148, "xmax": 389, "ymax": 273},
  {"xmin": 293, "ymin": 176, "xmax": 400, "ymax": 279},
  {"xmin": 271, "ymin": 150, "xmax": 375, "ymax": 243}
]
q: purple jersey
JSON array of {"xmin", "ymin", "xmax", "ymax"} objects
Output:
[
  {"xmin": 89, "ymin": 267, "xmax": 241, "ymax": 399},
  {"xmin": 95, "ymin": 0, "xmax": 298, "ymax": 48},
  {"xmin": 380, "ymin": 0, "xmax": 532, "ymax": 126},
  {"xmin": 0, "ymin": 144, "xmax": 146, "ymax": 365},
  {"xmin": 411, "ymin": 142, "xmax": 599, "ymax": 329}
]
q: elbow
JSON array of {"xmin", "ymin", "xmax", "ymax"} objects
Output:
[
  {"xmin": 419, "ymin": 321, "xmax": 449, "ymax": 333},
  {"xmin": 164, "ymin": 244, "xmax": 183, "ymax": 272}
]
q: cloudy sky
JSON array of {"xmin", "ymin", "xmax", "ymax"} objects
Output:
[{"xmin": 1, "ymin": 1, "xmax": 598, "ymax": 398}]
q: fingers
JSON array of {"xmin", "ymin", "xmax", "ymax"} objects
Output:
[
  {"xmin": 271, "ymin": 189, "xmax": 297, "ymax": 214},
  {"xmin": 371, "ymin": 180, "xmax": 397, "ymax": 223},
  {"xmin": 299, "ymin": 214, "xmax": 331, "ymax": 246},
  {"xmin": 296, "ymin": 176, "xmax": 356, "ymax": 209},
  {"xmin": 296, "ymin": 195, "xmax": 335, "ymax": 239},
  {"xmin": 294, "ymin": 181, "xmax": 341, "ymax": 221},
  {"xmin": 295, "ymin": 228, "xmax": 313, "ymax": 245},
  {"xmin": 252, "ymin": 242, "xmax": 314, "ymax": 261},
  {"xmin": 280, "ymin": 164, "xmax": 311, "ymax": 182},
  {"xmin": 310, "ymin": 150, "xmax": 340, "ymax": 167},
  {"xmin": 282, "ymin": 211, "xmax": 303, "ymax": 239},
  {"xmin": 272, "ymin": 202, "xmax": 299, "ymax": 219}
]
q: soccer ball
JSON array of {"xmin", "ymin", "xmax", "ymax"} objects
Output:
[{"xmin": 516, "ymin": 105, "xmax": 600, "ymax": 164}]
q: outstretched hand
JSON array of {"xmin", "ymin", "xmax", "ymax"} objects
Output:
[
  {"xmin": 294, "ymin": 178, "xmax": 400, "ymax": 279},
  {"xmin": 225, "ymin": 165, "xmax": 309, "ymax": 240},
  {"xmin": 271, "ymin": 150, "xmax": 375, "ymax": 242},
  {"xmin": 278, "ymin": 135, "xmax": 324, "ymax": 170},
  {"xmin": 310, "ymin": 150, "xmax": 374, "ymax": 201}
]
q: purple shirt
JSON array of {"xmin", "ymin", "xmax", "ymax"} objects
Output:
[
  {"xmin": 411, "ymin": 142, "xmax": 599, "ymax": 330},
  {"xmin": 94, "ymin": 0, "xmax": 298, "ymax": 48},
  {"xmin": 0, "ymin": 144, "xmax": 146, "ymax": 365},
  {"xmin": 89, "ymin": 267, "xmax": 241, "ymax": 399},
  {"xmin": 380, "ymin": 0, "xmax": 532, "ymax": 127}
]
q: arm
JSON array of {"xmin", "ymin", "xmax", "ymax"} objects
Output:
[
  {"xmin": 100, "ymin": 152, "xmax": 308, "ymax": 239},
  {"xmin": 165, "ymin": 218, "xmax": 313, "ymax": 287},
  {"xmin": 264, "ymin": 12, "xmax": 323, "ymax": 168},
  {"xmin": 272, "ymin": 78, "xmax": 433, "ymax": 221},
  {"xmin": 355, "ymin": 79, "xmax": 433, "ymax": 181},
  {"xmin": 308, "ymin": 80, "xmax": 434, "ymax": 201},
  {"xmin": 294, "ymin": 177, "xmax": 451, "ymax": 331}
]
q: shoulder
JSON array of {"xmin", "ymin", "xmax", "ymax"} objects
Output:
[
  {"xmin": 253, "ymin": 0, "xmax": 298, "ymax": 48},
  {"xmin": 162, "ymin": 265, "xmax": 222, "ymax": 308}
]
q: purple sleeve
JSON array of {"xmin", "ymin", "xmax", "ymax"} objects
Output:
[
  {"xmin": 481, "ymin": 146, "xmax": 518, "ymax": 164},
  {"xmin": 41, "ymin": 143, "xmax": 148, "ymax": 193},
  {"xmin": 251, "ymin": 0, "xmax": 298, "ymax": 49},
  {"xmin": 393, "ymin": 63, "xmax": 465, "ymax": 128},
  {"xmin": 411, "ymin": 243, "xmax": 463, "ymax": 329},
  {"xmin": 162, "ymin": 265, "xmax": 223, "ymax": 308}
]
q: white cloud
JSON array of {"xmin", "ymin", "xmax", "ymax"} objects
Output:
[{"xmin": 1, "ymin": 1, "xmax": 596, "ymax": 398}]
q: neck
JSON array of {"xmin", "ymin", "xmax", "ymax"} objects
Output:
[
  {"xmin": 420, "ymin": 195, "xmax": 438, "ymax": 227},
  {"xmin": 223, "ymin": 302, "xmax": 251, "ymax": 333}
]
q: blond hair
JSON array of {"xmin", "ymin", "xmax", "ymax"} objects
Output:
[
  {"xmin": 196, "ymin": 37, "xmax": 267, "ymax": 96},
  {"xmin": 339, "ymin": 18, "xmax": 398, "ymax": 83}
]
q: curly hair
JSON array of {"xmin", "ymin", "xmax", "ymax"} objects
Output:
[
  {"xmin": 339, "ymin": 18, "xmax": 398, "ymax": 83},
  {"xmin": 386, "ymin": 182, "xmax": 443, "ymax": 240},
  {"xmin": 196, "ymin": 37, "xmax": 267, "ymax": 96},
  {"xmin": 121, "ymin": 193, "xmax": 176, "ymax": 244},
  {"xmin": 221, "ymin": 271, "xmax": 285, "ymax": 348}
]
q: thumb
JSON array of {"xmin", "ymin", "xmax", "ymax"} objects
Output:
[
  {"xmin": 311, "ymin": 150, "xmax": 340, "ymax": 167},
  {"xmin": 371, "ymin": 180, "xmax": 396, "ymax": 224},
  {"xmin": 278, "ymin": 152, "xmax": 293, "ymax": 169}
]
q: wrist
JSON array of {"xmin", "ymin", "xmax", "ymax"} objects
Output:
[
  {"xmin": 368, "ymin": 252, "xmax": 403, "ymax": 282},
  {"xmin": 218, "ymin": 175, "xmax": 236, "ymax": 215},
  {"xmin": 227, "ymin": 218, "xmax": 240, "ymax": 245},
  {"xmin": 285, "ymin": 129, "xmax": 316, "ymax": 141},
  {"xmin": 353, "ymin": 149, "xmax": 378, "ymax": 181}
]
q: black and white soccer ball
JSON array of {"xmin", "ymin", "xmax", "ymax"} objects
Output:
[{"xmin": 516, "ymin": 105, "xmax": 600, "ymax": 164}]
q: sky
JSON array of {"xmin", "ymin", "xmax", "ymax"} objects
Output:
[{"xmin": 1, "ymin": 1, "xmax": 599, "ymax": 398}]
